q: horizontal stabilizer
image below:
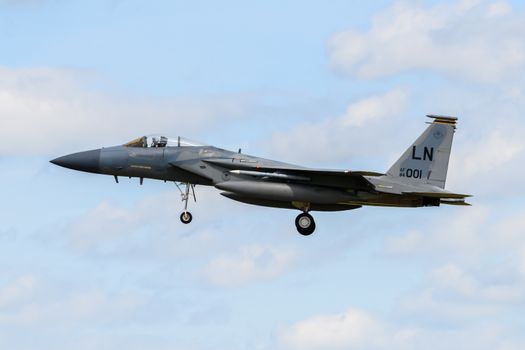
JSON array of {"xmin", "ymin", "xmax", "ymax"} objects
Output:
[
  {"xmin": 402, "ymin": 191, "xmax": 472, "ymax": 199},
  {"xmin": 440, "ymin": 199, "xmax": 472, "ymax": 206}
]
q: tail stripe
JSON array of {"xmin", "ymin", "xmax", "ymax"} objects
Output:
[{"xmin": 427, "ymin": 115, "xmax": 457, "ymax": 127}]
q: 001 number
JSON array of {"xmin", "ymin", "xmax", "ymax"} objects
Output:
[{"xmin": 400, "ymin": 168, "xmax": 423, "ymax": 179}]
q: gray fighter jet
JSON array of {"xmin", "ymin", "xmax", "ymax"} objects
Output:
[{"xmin": 51, "ymin": 115, "xmax": 470, "ymax": 235}]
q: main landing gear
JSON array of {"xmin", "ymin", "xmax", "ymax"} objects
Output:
[
  {"xmin": 295, "ymin": 212, "xmax": 316, "ymax": 236},
  {"xmin": 176, "ymin": 182, "xmax": 196, "ymax": 224}
]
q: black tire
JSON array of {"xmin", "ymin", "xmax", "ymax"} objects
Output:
[
  {"xmin": 180, "ymin": 211, "xmax": 193, "ymax": 224},
  {"xmin": 295, "ymin": 213, "xmax": 316, "ymax": 236}
]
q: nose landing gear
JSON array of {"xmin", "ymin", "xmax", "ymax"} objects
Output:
[
  {"xmin": 180, "ymin": 211, "xmax": 192, "ymax": 224},
  {"xmin": 176, "ymin": 182, "xmax": 196, "ymax": 224}
]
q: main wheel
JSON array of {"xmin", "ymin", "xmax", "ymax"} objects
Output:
[
  {"xmin": 180, "ymin": 211, "xmax": 193, "ymax": 224},
  {"xmin": 295, "ymin": 213, "xmax": 316, "ymax": 236}
]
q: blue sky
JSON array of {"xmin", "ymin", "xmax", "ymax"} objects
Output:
[{"xmin": 2, "ymin": 1, "xmax": 525, "ymax": 349}]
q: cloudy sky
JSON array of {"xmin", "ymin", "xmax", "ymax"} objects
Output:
[{"xmin": 1, "ymin": 0, "xmax": 525, "ymax": 349}]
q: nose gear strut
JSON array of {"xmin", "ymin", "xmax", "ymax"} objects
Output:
[{"xmin": 175, "ymin": 182, "xmax": 196, "ymax": 224}]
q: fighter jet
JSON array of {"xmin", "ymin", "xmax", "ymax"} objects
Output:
[{"xmin": 51, "ymin": 115, "xmax": 470, "ymax": 235}]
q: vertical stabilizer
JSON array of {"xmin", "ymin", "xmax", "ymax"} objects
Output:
[{"xmin": 386, "ymin": 115, "xmax": 457, "ymax": 189}]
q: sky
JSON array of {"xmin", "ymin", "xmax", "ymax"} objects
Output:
[{"xmin": 1, "ymin": 0, "xmax": 525, "ymax": 349}]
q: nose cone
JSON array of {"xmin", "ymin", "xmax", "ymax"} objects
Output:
[{"xmin": 50, "ymin": 149, "xmax": 101, "ymax": 173}]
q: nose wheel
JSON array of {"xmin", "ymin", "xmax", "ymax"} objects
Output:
[
  {"xmin": 295, "ymin": 212, "xmax": 316, "ymax": 236},
  {"xmin": 180, "ymin": 211, "xmax": 192, "ymax": 224},
  {"xmin": 176, "ymin": 182, "xmax": 196, "ymax": 224}
]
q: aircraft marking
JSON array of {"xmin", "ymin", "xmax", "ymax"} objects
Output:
[
  {"xmin": 399, "ymin": 168, "xmax": 423, "ymax": 179},
  {"xmin": 411, "ymin": 146, "xmax": 434, "ymax": 161}
]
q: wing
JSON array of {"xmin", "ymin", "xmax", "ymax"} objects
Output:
[{"xmin": 202, "ymin": 158, "xmax": 382, "ymax": 190}]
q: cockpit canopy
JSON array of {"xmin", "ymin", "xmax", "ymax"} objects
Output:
[{"xmin": 124, "ymin": 135, "xmax": 206, "ymax": 148}]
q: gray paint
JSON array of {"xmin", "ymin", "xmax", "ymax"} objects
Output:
[{"xmin": 50, "ymin": 116, "xmax": 470, "ymax": 234}]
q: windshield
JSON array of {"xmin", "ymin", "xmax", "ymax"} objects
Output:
[{"xmin": 124, "ymin": 135, "xmax": 206, "ymax": 148}]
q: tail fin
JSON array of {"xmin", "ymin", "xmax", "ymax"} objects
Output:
[{"xmin": 386, "ymin": 115, "xmax": 457, "ymax": 189}]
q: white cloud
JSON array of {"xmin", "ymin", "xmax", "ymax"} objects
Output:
[
  {"xmin": 279, "ymin": 304, "xmax": 525, "ymax": 350},
  {"xmin": 204, "ymin": 244, "xmax": 297, "ymax": 287},
  {"xmin": 0, "ymin": 66, "xmax": 248, "ymax": 155},
  {"xmin": 0, "ymin": 273, "xmax": 142, "ymax": 327},
  {"xmin": 384, "ymin": 205, "xmax": 525, "ymax": 265},
  {"xmin": 384, "ymin": 205, "xmax": 492, "ymax": 259},
  {"xmin": 399, "ymin": 261, "xmax": 525, "ymax": 323},
  {"xmin": 268, "ymin": 88, "xmax": 409, "ymax": 164},
  {"xmin": 68, "ymin": 201, "xmax": 138, "ymax": 249},
  {"xmin": 61, "ymin": 291, "xmax": 142, "ymax": 321},
  {"xmin": 328, "ymin": 0, "xmax": 525, "ymax": 82},
  {"xmin": 462, "ymin": 132, "xmax": 524, "ymax": 175},
  {"xmin": 66, "ymin": 188, "xmax": 232, "ymax": 258},
  {"xmin": 63, "ymin": 185, "xmax": 304, "ymax": 287},
  {"xmin": 341, "ymin": 89, "xmax": 408, "ymax": 127},
  {"xmin": 382, "ymin": 230, "xmax": 421, "ymax": 256},
  {"xmin": 279, "ymin": 308, "xmax": 386, "ymax": 350},
  {"xmin": 448, "ymin": 130, "xmax": 525, "ymax": 192},
  {"xmin": 0, "ymin": 275, "xmax": 36, "ymax": 308},
  {"xmin": 0, "ymin": 289, "xmax": 143, "ymax": 326},
  {"xmin": 382, "ymin": 203, "xmax": 525, "ymax": 327},
  {"xmin": 431, "ymin": 263, "xmax": 477, "ymax": 297},
  {"xmin": 487, "ymin": 0, "xmax": 512, "ymax": 17}
]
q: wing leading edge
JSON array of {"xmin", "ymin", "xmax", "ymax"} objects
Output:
[{"xmin": 202, "ymin": 158, "xmax": 384, "ymax": 176}]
